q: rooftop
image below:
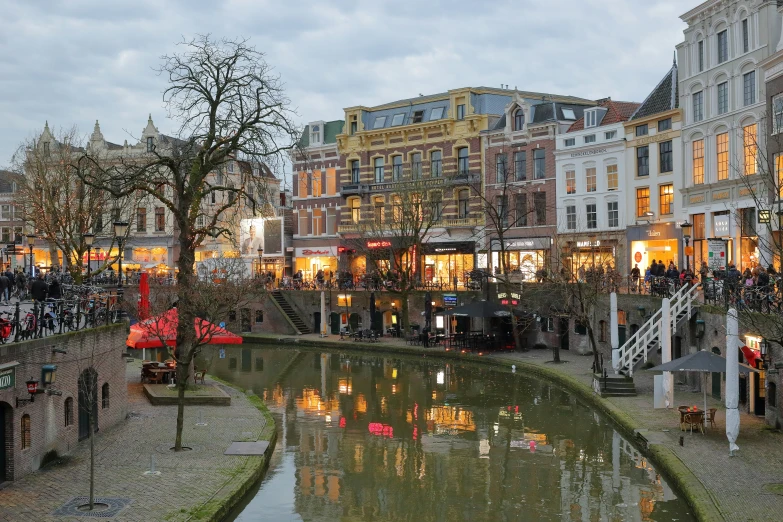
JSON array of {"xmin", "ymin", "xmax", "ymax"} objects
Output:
[
  {"xmin": 631, "ymin": 59, "xmax": 678, "ymax": 120},
  {"xmin": 567, "ymin": 99, "xmax": 640, "ymax": 132}
]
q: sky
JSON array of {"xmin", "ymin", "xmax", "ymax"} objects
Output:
[{"xmin": 0, "ymin": 0, "xmax": 689, "ymax": 178}]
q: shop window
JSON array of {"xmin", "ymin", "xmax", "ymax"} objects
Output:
[
  {"xmin": 599, "ymin": 320, "xmax": 607, "ymax": 342},
  {"xmin": 693, "ymin": 213, "xmax": 705, "ymax": 239},
  {"xmin": 744, "ymin": 124, "xmax": 757, "ymax": 175},
  {"xmin": 692, "ymin": 139, "xmax": 704, "ymax": 184},
  {"xmin": 514, "ymin": 151, "xmax": 526, "ymax": 181},
  {"xmin": 65, "ymin": 397, "xmax": 74, "ymax": 427},
  {"xmin": 102, "ymin": 383, "xmax": 110, "ymax": 409},
  {"xmin": 21, "ymin": 414, "xmax": 31, "ymax": 450},
  {"xmin": 769, "ymin": 382, "xmax": 777, "ymax": 408},
  {"xmin": 636, "ymin": 187, "xmax": 650, "ymax": 217}
]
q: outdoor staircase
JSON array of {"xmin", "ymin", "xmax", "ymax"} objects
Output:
[
  {"xmin": 594, "ymin": 374, "xmax": 638, "ymax": 397},
  {"xmin": 271, "ymin": 290, "xmax": 312, "ymax": 335},
  {"xmin": 615, "ymin": 283, "xmax": 700, "ymax": 377}
]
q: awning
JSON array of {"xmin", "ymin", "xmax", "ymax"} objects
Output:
[{"xmin": 126, "ymin": 308, "xmax": 242, "ymax": 349}]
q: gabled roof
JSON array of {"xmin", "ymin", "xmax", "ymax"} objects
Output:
[
  {"xmin": 567, "ymin": 99, "xmax": 640, "ymax": 132},
  {"xmin": 631, "ymin": 59, "xmax": 679, "ymax": 120},
  {"xmin": 298, "ymin": 120, "xmax": 344, "ymax": 148}
]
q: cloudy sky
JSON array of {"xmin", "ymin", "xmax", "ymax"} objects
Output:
[{"xmin": 0, "ymin": 0, "xmax": 688, "ymax": 175}]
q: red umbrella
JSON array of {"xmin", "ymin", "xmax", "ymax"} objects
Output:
[
  {"xmin": 126, "ymin": 308, "xmax": 242, "ymax": 349},
  {"xmin": 138, "ymin": 272, "xmax": 150, "ymax": 320}
]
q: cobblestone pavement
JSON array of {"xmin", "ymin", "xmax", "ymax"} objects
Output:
[
  {"xmin": 257, "ymin": 333, "xmax": 783, "ymax": 522},
  {"xmin": 0, "ymin": 361, "xmax": 272, "ymax": 522}
]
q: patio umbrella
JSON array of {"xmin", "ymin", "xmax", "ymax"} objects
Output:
[
  {"xmin": 126, "ymin": 308, "xmax": 243, "ymax": 349},
  {"xmin": 434, "ymin": 300, "xmax": 516, "ymax": 318},
  {"xmin": 424, "ymin": 291, "xmax": 432, "ymax": 330},
  {"xmin": 647, "ymin": 349, "xmax": 757, "ymax": 430},
  {"xmin": 138, "ymin": 272, "xmax": 150, "ymax": 321}
]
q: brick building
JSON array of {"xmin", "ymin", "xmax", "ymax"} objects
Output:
[{"xmin": 0, "ymin": 324, "xmax": 128, "ymax": 481}]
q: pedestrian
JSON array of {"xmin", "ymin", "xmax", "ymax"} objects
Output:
[
  {"xmin": 48, "ymin": 277, "xmax": 61, "ymax": 300},
  {"xmin": 30, "ymin": 273, "xmax": 48, "ymax": 302},
  {"xmin": 0, "ymin": 274, "xmax": 9, "ymax": 303},
  {"xmin": 15, "ymin": 270, "xmax": 26, "ymax": 300}
]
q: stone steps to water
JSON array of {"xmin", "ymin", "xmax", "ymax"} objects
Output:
[{"xmin": 271, "ymin": 290, "xmax": 311, "ymax": 334}]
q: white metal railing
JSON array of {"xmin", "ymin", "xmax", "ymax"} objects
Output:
[{"xmin": 615, "ymin": 283, "xmax": 699, "ymax": 376}]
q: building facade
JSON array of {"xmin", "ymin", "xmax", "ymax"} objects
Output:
[
  {"xmin": 555, "ymin": 99, "xmax": 640, "ymax": 276},
  {"xmin": 623, "ymin": 61, "xmax": 686, "ymax": 274},
  {"xmin": 676, "ymin": 0, "xmax": 783, "ymax": 271}
]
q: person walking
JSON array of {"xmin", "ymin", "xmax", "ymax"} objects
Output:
[
  {"xmin": 31, "ymin": 273, "xmax": 48, "ymax": 303},
  {"xmin": 630, "ymin": 264, "xmax": 641, "ymax": 292},
  {"xmin": 15, "ymin": 270, "xmax": 26, "ymax": 300}
]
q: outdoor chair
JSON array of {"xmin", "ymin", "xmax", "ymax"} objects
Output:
[
  {"xmin": 147, "ymin": 372, "xmax": 164, "ymax": 385},
  {"xmin": 194, "ymin": 369, "xmax": 206, "ymax": 384},
  {"xmin": 683, "ymin": 412, "xmax": 704, "ymax": 434},
  {"xmin": 678, "ymin": 406, "xmax": 689, "ymax": 430},
  {"xmin": 707, "ymin": 408, "xmax": 717, "ymax": 429}
]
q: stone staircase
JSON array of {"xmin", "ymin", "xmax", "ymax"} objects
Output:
[
  {"xmin": 270, "ymin": 290, "xmax": 311, "ymax": 335},
  {"xmin": 593, "ymin": 373, "xmax": 638, "ymax": 397}
]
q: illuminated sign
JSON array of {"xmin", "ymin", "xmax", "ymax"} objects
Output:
[
  {"xmin": 367, "ymin": 240, "xmax": 392, "ymax": 249},
  {"xmin": 368, "ymin": 422, "xmax": 394, "ymax": 438},
  {"xmin": 713, "ymin": 215, "xmax": 730, "ymax": 236},
  {"xmin": 443, "ymin": 294, "xmax": 457, "ymax": 307},
  {"xmin": 301, "ymin": 249, "xmax": 330, "ymax": 256},
  {"xmin": 576, "ymin": 240, "xmax": 600, "ymax": 248},
  {"xmin": 759, "ymin": 210, "xmax": 771, "ymax": 224}
]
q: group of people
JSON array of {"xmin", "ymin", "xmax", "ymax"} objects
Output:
[{"xmin": 0, "ymin": 266, "xmax": 61, "ymax": 303}]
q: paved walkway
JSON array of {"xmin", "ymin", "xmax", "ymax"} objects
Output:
[
  {"xmin": 0, "ymin": 361, "xmax": 273, "ymax": 522},
  {"xmin": 251, "ymin": 333, "xmax": 783, "ymax": 522}
]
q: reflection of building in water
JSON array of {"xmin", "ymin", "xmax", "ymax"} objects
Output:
[{"xmin": 426, "ymin": 405, "xmax": 476, "ymax": 434}]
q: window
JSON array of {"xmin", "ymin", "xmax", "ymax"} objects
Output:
[
  {"xmin": 566, "ymin": 205, "xmax": 576, "ymax": 230},
  {"xmin": 717, "ymin": 82, "xmax": 728, "ymax": 115},
  {"xmin": 1, "ymin": 228, "xmax": 9, "ymax": 243},
  {"xmin": 1, "ymin": 205, "xmax": 12, "ymax": 220},
  {"xmin": 717, "ymin": 30, "xmax": 728, "ymax": 63},
  {"xmin": 496, "ymin": 196, "xmax": 508, "ymax": 227},
  {"xmin": 533, "ymin": 149, "xmax": 545, "ymax": 179},
  {"xmin": 637, "ymin": 146, "xmax": 649, "ymax": 177},
  {"xmin": 585, "ymin": 167, "xmax": 597, "ymax": 192},
  {"xmin": 773, "ymin": 94, "xmax": 783, "ymax": 134},
  {"xmin": 586, "ymin": 204, "xmax": 597, "ymax": 229},
  {"xmin": 744, "ymin": 124, "xmax": 757, "ymax": 175},
  {"xmin": 65, "ymin": 397, "xmax": 73, "ymax": 427},
  {"xmin": 458, "ymin": 189, "xmax": 470, "ymax": 219},
  {"xmin": 227, "ymin": 161, "xmax": 234, "ymax": 174},
  {"xmin": 430, "ymin": 151, "xmax": 442, "ymax": 177},
  {"xmin": 351, "ymin": 160, "xmax": 360, "ymax": 183},
  {"xmin": 698, "ymin": 40, "xmax": 704, "ymax": 72},
  {"xmin": 693, "ymin": 91, "xmax": 703, "ymax": 122},
  {"xmin": 742, "ymin": 19, "xmax": 749, "ymax": 53},
  {"xmin": 693, "ymin": 139, "xmax": 705, "ymax": 184},
  {"xmin": 298, "ymin": 210, "xmax": 309, "ymax": 235},
  {"xmin": 562, "ymin": 108, "xmax": 576, "ymax": 120},
  {"xmin": 607, "ymin": 201, "xmax": 619, "ymax": 228},
  {"xmin": 350, "ymin": 198, "xmax": 360, "ymax": 223},
  {"xmin": 392, "ymin": 156, "xmax": 403, "ymax": 181},
  {"xmin": 412, "ymin": 111, "xmax": 424, "ymax": 124},
  {"xmin": 373, "ymin": 196, "xmax": 384, "ymax": 225},
  {"xmin": 136, "ymin": 207, "xmax": 146, "ymax": 232},
  {"xmin": 312, "ymin": 208, "xmax": 323, "ymax": 235},
  {"xmin": 21, "ymin": 414, "xmax": 30, "ymax": 450},
  {"xmin": 457, "ymin": 147, "xmax": 469, "ymax": 176},
  {"xmin": 456, "ymin": 104, "xmax": 465, "ymax": 120},
  {"xmin": 411, "ymin": 153, "xmax": 422, "ymax": 179},
  {"xmin": 196, "ymin": 215, "xmax": 205, "ymax": 228},
  {"xmin": 635, "ymin": 124, "xmax": 648, "ymax": 137},
  {"xmin": 606, "ymin": 164, "xmax": 618, "ymax": 190},
  {"xmin": 514, "ymin": 109, "xmax": 525, "ymax": 130},
  {"xmin": 391, "ymin": 113, "xmax": 405, "ymax": 126},
  {"xmin": 146, "ymin": 136, "xmax": 154, "ymax": 152},
  {"xmin": 102, "ymin": 383, "xmax": 110, "ymax": 409},
  {"xmin": 605, "ymin": 130, "xmax": 616, "ymax": 139},
  {"xmin": 155, "ymin": 208, "xmax": 165, "ymax": 232},
  {"xmin": 533, "ymin": 192, "xmax": 547, "ymax": 225},
  {"xmin": 741, "ymin": 207, "xmax": 756, "ymax": 237},
  {"xmin": 566, "ymin": 170, "xmax": 576, "ymax": 194},
  {"xmin": 373, "ymin": 116, "xmax": 386, "ymax": 129},
  {"xmin": 496, "ymin": 154, "xmax": 507, "ymax": 184},
  {"xmin": 636, "ymin": 187, "xmax": 650, "ymax": 217},
  {"xmin": 585, "ymin": 110, "xmax": 597, "ymax": 128},
  {"xmin": 255, "ymin": 310, "xmax": 264, "ymax": 323},
  {"xmin": 584, "ymin": 134, "xmax": 596, "ymax": 144},
  {"xmin": 564, "ymin": 138, "xmax": 575, "ymax": 147},
  {"xmin": 516, "ymin": 194, "xmax": 527, "ymax": 226},
  {"xmin": 659, "ymin": 141, "xmax": 673, "ymax": 173},
  {"xmin": 514, "ymin": 151, "xmax": 526, "ymax": 181},
  {"xmin": 43, "ymin": 141, "xmax": 50, "ymax": 156},
  {"xmin": 374, "ymin": 157, "xmax": 384, "ymax": 182},
  {"xmin": 311, "ymin": 125, "xmax": 320, "ymax": 142},
  {"xmin": 429, "ymin": 107, "xmax": 444, "ymax": 120},
  {"xmin": 716, "ymin": 132, "xmax": 729, "ymax": 181},
  {"xmin": 659, "ymin": 184, "xmax": 674, "ymax": 215},
  {"xmin": 431, "ymin": 191, "xmax": 443, "ymax": 222},
  {"xmin": 658, "ymin": 118, "xmax": 671, "ymax": 132},
  {"xmin": 743, "ymin": 71, "xmax": 756, "ymax": 106},
  {"xmin": 392, "ymin": 196, "xmax": 402, "ymax": 222},
  {"xmin": 777, "ymin": 154, "xmax": 783, "ymax": 198},
  {"xmin": 693, "ymin": 213, "xmax": 705, "ymax": 239},
  {"xmin": 350, "ymin": 119, "xmax": 357, "ymax": 135}
]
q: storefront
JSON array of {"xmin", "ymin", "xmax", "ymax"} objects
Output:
[
  {"xmin": 489, "ymin": 237, "xmax": 551, "ymax": 281},
  {"xmin": 257, "ymin": 256, "xmax": 285, "ymax": 281},
  {"xmin": 563, "ymin": 239, "xmax": 619, "ymax": 275},
  {"xmin": 422, "ymin": 242, "xmax": 475, "ymax": 289},
  {"xmin": 293, "ymin": 246, "xmax": 338, "ymax": 280},
  {"xmin": 627, "ymin": 223, "xmax": 682, "ymax": 273}
]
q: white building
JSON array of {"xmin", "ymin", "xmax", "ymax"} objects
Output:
[
  {"xmin": 676, "ymin": 0, "xmax": 783, "ymax": 271},
  {"xmin": 555, "ymin": 99, "xmax": 640, "ymax": 275}
]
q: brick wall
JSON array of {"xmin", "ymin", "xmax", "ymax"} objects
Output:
[{"xmin": 0, "ymin": 323, "xmax": 128, "ymax": 481}]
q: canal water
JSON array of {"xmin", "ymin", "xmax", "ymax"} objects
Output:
[{"xmin": 202, "ymin": 346, "xmax": 694, "ymax": 522}]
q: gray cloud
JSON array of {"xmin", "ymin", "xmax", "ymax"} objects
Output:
[{"xmin": 0, "ymin": 0, "xmax": 687, "ymax": 166}]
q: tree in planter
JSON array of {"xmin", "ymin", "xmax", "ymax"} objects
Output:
[
  {"xmin": 10, "ymin": 126, "xmax": 136, "ymax": 281},
  {"xmin": 78, "ymin": 35, "xmax": 297, "ymax": 450}
]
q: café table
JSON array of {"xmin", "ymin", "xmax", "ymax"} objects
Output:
[
  {"xmin": 147, "ymin": 367, "xmax": 176, "ymax": 384},
  {"xmin": 680, "ymin": 408, "xmax": 705, "ymax": 434}
]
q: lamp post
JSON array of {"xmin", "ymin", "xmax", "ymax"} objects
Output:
[
  {"xmin": 84, "ymin": 233, "xmax": 95, "ymax": 281},
  {"xmin": 113, "ymin": 221, "xmax": 129, "ymax": 290},
  {"xmin": 680, "ymin": 220, "xmax": 692, "ymax": 272},
  {"xmin": 257, "ymin": 247, "xmax": 264, "ymax": 277},
  {"xmin": 26, "ymin": 234, "xmax": 35, "ymax": 277}
]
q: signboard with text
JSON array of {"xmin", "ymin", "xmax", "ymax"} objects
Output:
[
  {"xmin": 0, "ymin": 366, "xmax": 15, "ymax": 390},
  {"xmin": 707, "ymin": 239, "xmax": 727, "ymax": 271}
]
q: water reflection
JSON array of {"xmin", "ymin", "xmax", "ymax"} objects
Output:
[{"xmin": 204, "ymin": 347, "xmax": 694, "ymax": 522}]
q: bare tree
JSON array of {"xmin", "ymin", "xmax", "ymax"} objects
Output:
[{"xmin": 79, "ymin": 35, "xmax": 298, "ymax": 450}]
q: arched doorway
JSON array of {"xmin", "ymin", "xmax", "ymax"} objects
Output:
[
  {"xmin": 0, "ymin": 401, "xmax": 11, "ymax": 482},
  {"xmin": 78, "ymin": 368, "xmax": 99, "ymax": 441}
]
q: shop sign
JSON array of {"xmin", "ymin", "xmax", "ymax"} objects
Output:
[
  {"xmin": 302, "ymin": 249, "xmax": 330, "ymax": 256},
  {"xmin": 491, "ymin": 237, "xmax": 550, "ymax": 251},
  {"xmin": 759, "ymin": 210, "xmax": 771, "ymax": 224},
  {"xmin": 570, "ymin": 148, "xmax": 607, "ymax": 158},
  {"xmin": 497, "ymin": 291, "xmax": 520, "ymax": 305},
  {"xmin": 0, "ymin": 365, "xmax": 15, "ymax": 390},
  {"xmin": 707, "ymin": 239, "xmax": 728, "ymax": 270},
  {"xmin": 295, "ymin": 246, "xmax": 337, "ymax": 258},
  {"xmin": 647, "ymin": 230, "xmax": 661, "ymax": 237},
  {"xmin": 634, "ymin": 131, "xmax": 673, "ymax": 146},
  {"xmin": 443, "ymin": 294, "xmax": 458, "ymax": 307},
  {"xmin": 713, "ymin": 215, "xmax": 730, "ymax": 236},
  {"xmin": 424, "ymin": 241, "xmax": 475, "ymax": 255},
  {"xmin": 576, "ymin": 240, "xmax": 600, "ymax": 248},
  {"xmin": 367, "ymin": 240, "xmax": 392, "ymax": 249},
  {"xmin": 634, "ymin": 252, "xmax": 642, "ymax": 263}
]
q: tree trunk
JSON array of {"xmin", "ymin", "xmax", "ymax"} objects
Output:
[
  {"xmin": 587, "ymin": 324, "xmax": 601, "ymax": 374},
  {"xmin": 173, "ymin": 216, "xmax": 197, "ymax": 451},
  {"xmin": 400, "ymin": 289, "xmax": 409, "ymax": 334},
  {"xmin": 552, "ymin": 335, "xmax": 561, "ymax": 363}
]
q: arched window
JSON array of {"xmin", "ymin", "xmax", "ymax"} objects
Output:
[
  {"xmin": 65, "ymin": 397, "xmax": 74, "ymax": 427},
  {"xmin": 311, "ymin": 125, "xmax": 320, "ymax": 143},
  {"xmin": 102, "ymin": 383, "xmax": 110, "ymax": 409},
  {"xmin": 514, "ymin": 109, "xmax": 525, "ymax": 131},
  {"xmin": 21, "ymin": 414, "xmax": 31, "ymax": 450}
]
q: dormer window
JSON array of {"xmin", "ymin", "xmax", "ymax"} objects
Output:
[
  {"xmin": 513, "ymin": 109, "xmax": 525, "ymax": 131},
  {"xmin": 373, "ymin": 116, "xmax": 386, "ymax": 129},
  {"xmin": 429, "ymin": 107, "xmax": 444, "ymax": 121},
  {"xmin": 585, "ymin": 110, "xmax": 598, "ymax": 128},
  {"xmin": 391, "ymin": 113, "xmax": 405, "ymax": 126},
  {"xmin": 146, "ymin": 136, "xmax": 154, "ymax": 152},
  {"xmin": 561, "ymin": 108, "xmax": 576, "ymax": 120},
  {"xmin": 350, "ymin": 116, "xmax": 357, "ymax": 135},
  {"xmin": 311, "ymin": 125, "xmax": 320, "ymax": 143},
  {"xmin": 411, "ymin": 111, "xmax": 424, "ymax": 124}
]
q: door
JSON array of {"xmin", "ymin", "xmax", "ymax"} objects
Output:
[
  {"xmin": 754, "ymin": 369, "xmax": 766, "ymax": 416},
  {"xmin": 313, "ymin": 312, "xmax": 321, "ymax": 333},
  {"xmin": 618, "ymin": 326, "xmax": 626, "ymax": 346},
  {"xmin": 711, "ymin": 348, "xmax": 722, "ymax": 400},
  {"xmin": 78, "ymin": 369, "xmax": 98, "ymax": 441},
  {"xmin": 330, "ymin": 312, "xmax": 340, "ymax": 334},
  {"xmin": 559, "ymin": 318, "xmax": 569, "ymax": 351},
  {"xmin": 0, "ymin": 403, "xmax": 5, "ymax": 481}
]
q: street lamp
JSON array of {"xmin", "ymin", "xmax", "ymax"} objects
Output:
[
  {"xmin": 83, "ymin": 233, "xmax": 95, "ymax": 281},
  {"xmin": 680, "ymin": 220, "xmax": 693, "ymax": 272},
  {"xmin": 257, "ymin": 247, "xmax": 264, "ymax": 276},
  {"xmin": 113, "ymin": 221, "xmax": 129, "ymax": 289},
  {"xmin": 26, "ymin": 234, "xmax": 35, "ymax": 277}
]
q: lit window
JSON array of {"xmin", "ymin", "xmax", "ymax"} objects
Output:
[
  {"xmin": 659, "ymin": 184, "xmax": 673, "ymax": 215},
  {"xmin": 692, "ymin": 140, "xmax": 704, "ymax": 185},
  {"xmin": 350, "ymin": 198, "xmax": 360, "ymax": 224},
  {"xmin": 391, "ymin": 113, "xmax": 405, "ymax": 126},
  {"xmin": 744, "ymin": 124, "xmax": 757, "ymax": 175},
  {"xmin": 716, "ymin": 133, "xmax": 729, "ymax": 181},
  {"xmin": 566, "ymin": 170, "xmax": 576, "ymax": 194},
  {"xmin": 606, "ymin": 164, "xmax": 618, "ymax": 190},
  {"xmin": 636, "ymin": 187, "xmax": 650, "ymax": 217},
  {"xmin": 429, "ymin": 107, "xmax": 444, "ymax": 120},
  {"xmin": 373, "ymin": 116, "xmax": 386, "ymax": 129}
]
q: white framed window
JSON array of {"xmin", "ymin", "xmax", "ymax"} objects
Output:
[
  {"xmin": 586, "ymin": 203, "xmax": 597, "ymax": 229},
  {"xmin": 585, "ymin": 110, "xmax": 597, "ymax": 128},
  {"xmin": 693, "ymin": 91, "xmax": 703, "ymax": 122},
  {"xmin": 773, "ymin": 94, "xmax": 783, "ymax": 135},
  {"xmin": 311, "ymin": 125, "xmax": 320, "ymax": 143},
  {"xmin": 743, "ymin": 71, "xmax": 756, "ymax": 106},
  {"xmin": 717, "ymin": 82, "xmax": 728, "ymax": 115},
  {"xmin": 584, "ymin": 134, "xmax": 596, "ymax": 144},
  {"xmin": 564, "ymin": 138, "xmax": 575, "ymax": 147},
  {"xmin": 605, "ymin": 130, "xmax": 616, "ymax": 139},
  {"xmin": 566, "ymin": 205, "xmax": 576, "ymax": 230},
  {"xmin": 607, "ymin": 201, "xmax": 619, "ymax": 228}
]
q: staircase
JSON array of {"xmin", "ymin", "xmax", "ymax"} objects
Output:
[
  {"xmin": 594, "ymin": 374, "xmax": 638, "ymax": 397},
  {"xmin": 270, "ymin": 290, "xmax": 312, "ymax": 335},
  {"xmin": 615, "ymin": 283, "xmax": 700, "ymax": 377}
]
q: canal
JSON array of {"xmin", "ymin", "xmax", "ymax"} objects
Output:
[{"xmin": 202, "ymin": 346, "xmax": 694, "ymax": 521}]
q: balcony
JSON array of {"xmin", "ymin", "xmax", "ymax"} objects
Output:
[
  {"xmin": 341, "ymin": 184, "xmax": 364, "ymax": 195},
  {"xmin": 441, "ymin": 217, "xmax": 482, "ymax": 228},
  {"xmin": 338, "ymin": 223, "xmax": 362, "ymax": 233}
]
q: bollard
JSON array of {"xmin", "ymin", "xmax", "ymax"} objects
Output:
[
  {"xmin": 143, "ymin": 454, "xmax": 161, "ymax": 476},
  {"xmin": 196, "ymin": 409, "xmax": 208, "ymax": 427},
  {"xmin": 679, "ymin": 436, "xmax": 684, "ymax": 446}
]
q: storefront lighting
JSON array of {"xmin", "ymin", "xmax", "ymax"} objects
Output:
[
  {"xmin": 761, "ymin": 338, "xmax": 770, "ymax": 363},
  {"xmin": 41, "ymin": 364, "xmax": 57, "ymax": 385},
  {"xmin": 17, "ymin": 378, "xmax": 39, "ymax": 407},
  {"xmin": 436, "ymin": 370, "xmax": 445, "ymax": 385}
]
